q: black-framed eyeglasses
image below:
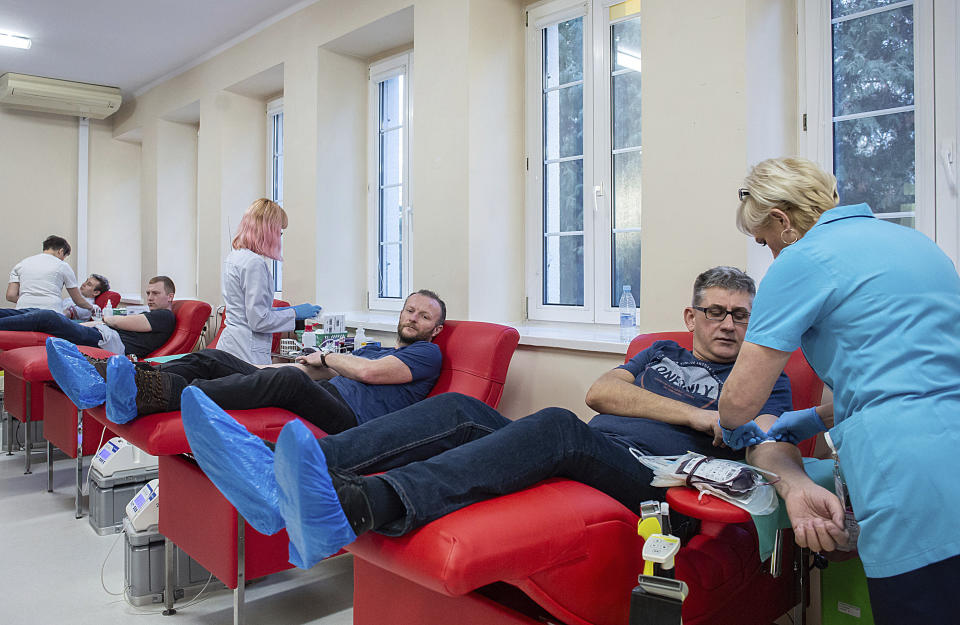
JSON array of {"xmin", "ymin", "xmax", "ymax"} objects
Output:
[
  {"xmin": 692, "ymin": 305, "xmax": 751, "ymax": 325},
  {"xmin": 738, "ymin": 188, "xmax": 750, "ymax": 201}
]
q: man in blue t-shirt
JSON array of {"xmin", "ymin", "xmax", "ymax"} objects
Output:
[
  {"xmin": 175, "ymin": 267, "xmax": 795, "ymax": 568},
  {"xmin": 104, "ymin": 289, "xmax": 445, "ymax": 433}
]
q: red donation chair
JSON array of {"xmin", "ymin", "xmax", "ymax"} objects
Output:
[{"xmin": 346, "ymin": 330, "xmax": 823, "ymax": 625}]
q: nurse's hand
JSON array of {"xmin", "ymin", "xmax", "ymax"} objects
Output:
[
  {"xmin": 784, "ymin": 482, "xmax": 848, "ymax": 552},
  {"xmin": 292, "ymin": 303, "xmax": 323, "ymax": 320},
  {"xmin": 719, "ymin": 419, "xmax": 771, "ymax": 449},
  {"xmin": 766, "ymin": 407, "xmax": 827, "ymax": 445}
]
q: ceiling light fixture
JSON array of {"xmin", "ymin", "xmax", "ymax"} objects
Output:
[{"xmin": 0, "ymin": 32, "xmax": 32, "ymax": 50}]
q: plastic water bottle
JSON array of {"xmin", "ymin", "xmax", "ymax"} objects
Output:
[
  {"xmin": 103, "ymin": 300, "xmax": 113, "ymax": 318},
  {"xmin": 302, "ymin": 322, "xmax": 316, "ymax": 349},
  {"xmin": 619, "ymin": 285, "xmax": 636, "ymax": 342},
  {"xmin": 354, "ymin": 326, "xmax": 367, "ymax": 349}
]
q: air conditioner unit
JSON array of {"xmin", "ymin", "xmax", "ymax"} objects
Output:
[{"xmin": 0, "ymin": 73, "xmax": 122, "ymax": 119}]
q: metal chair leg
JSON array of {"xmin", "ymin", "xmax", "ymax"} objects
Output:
[
  {"xmin": 47, "ymin": 441, "xmax": 54, "ymax": 492},
  {"xmin": 234, "ymin": 515, "xmax": 246, "ymax": 625},
  {"xmin": 75, "ymin": 408, "xmax": 83, "ymax": 518},
  {"xmin": 23, "ymin": 382, "xmax": 32, "ymax": 474},
  {"xmin": 163, "ymin": 538, "xmax": 177, "ymax": 615}
]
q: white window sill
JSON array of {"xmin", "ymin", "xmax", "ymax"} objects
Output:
[{"xmin": 344, "ymin": 312, "xmax": 639, "ymax": 355}]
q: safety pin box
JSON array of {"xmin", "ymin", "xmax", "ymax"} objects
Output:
[
  {"xmin": 123, "ymin": 518, "xmax": 222, "ymax": 606},
  {"xmin": 89, "ymin": 466, "xmax": 159, "ymax": 535}
]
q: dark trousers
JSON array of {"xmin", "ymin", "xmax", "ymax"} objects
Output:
[
  {"xmin": 317, "ymin": 392, "xmax": 673, "ymax": 536},
  {"xmin": 0, "ymin": 309, "xmax": 101, "ymax": 346},
  {"xmin": 867, "ymin": 553, "xmax": 960, "ymax": 625},
  {"xmin": 160, "ymin": 349, "xmax": 358, "ymax": 434}
]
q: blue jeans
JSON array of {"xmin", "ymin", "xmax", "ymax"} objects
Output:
[
  {"xmin": 317, "ymin": 392, "xmax": 727, "ymax": 536},
  {"xmin": 0, "ymin": 309, "xmax": 101, "ymax": 346}
]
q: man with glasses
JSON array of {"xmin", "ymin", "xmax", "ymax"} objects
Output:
[
  {"xmin": 173, "ymin": 266, "xmax": 793, "ymax": 568},
  {"xmin": 585, "ymin": 265, "xmax": 790, "ymax": 456}
]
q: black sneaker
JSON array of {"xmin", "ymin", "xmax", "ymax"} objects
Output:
[{"xmin": 328, "ymin": 468, "xmax": 375, "ymax": 536}]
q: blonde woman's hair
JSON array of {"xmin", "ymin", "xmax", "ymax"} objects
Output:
[{"xmin": 736, "ymin": 157, "xmax": 840, "ymax": 237}]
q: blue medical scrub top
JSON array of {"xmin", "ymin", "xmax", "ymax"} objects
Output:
[{"xmin": 746, "ymin": 203, "xmax": 960, "ymax": 578}]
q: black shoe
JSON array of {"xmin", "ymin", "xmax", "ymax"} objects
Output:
[
  {"xmin": 328, "ymin": 468, "xmax": 375, "ymax": 536},
  {"xmin": 133, "ymin": 366, "xmax": 178, "ymax": 415},
  {"xmin": 83, "ymin": 354, "xmax": 110, "ymax": 380}
]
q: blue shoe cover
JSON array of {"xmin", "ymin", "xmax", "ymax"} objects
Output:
[
  {"xmin": 275, "ymin": 420, "xmax": 356, "ymax": 569},
  {"xmin": 180, "ymin": 387, "xmax": 284, "ymax": 536},
  {"xmin": 45, "ymin": 338, "xmax": 105, "ymax": 409},
  {"xmin": 105, "ymin": 355, "xmax": 139, "ymax": 424}
]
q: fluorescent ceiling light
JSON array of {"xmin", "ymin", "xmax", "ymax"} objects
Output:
[{"xmin": 0, "ymin": 32, "xmax": 31, "ymax": 50}]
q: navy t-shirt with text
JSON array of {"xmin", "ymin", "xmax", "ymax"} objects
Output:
[{"xmin": 588, "ymin": 340, "xmax": 792, "ymax": 459}]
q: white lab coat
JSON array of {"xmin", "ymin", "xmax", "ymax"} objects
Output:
[{"xmin": 217, "ymin": 248, "xmax": 295, "ymax": 364}]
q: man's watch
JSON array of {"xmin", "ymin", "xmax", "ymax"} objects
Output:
[{"xmin": 320, "ymin": 352, "xmax": 328, "ymax": 368}]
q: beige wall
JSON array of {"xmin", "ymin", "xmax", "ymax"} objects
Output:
[
  {"xmin": 88, "ymin": 120, "xmax": 141, "ymax": 296},
  {"xmin": 0, "ymin": 109, "xmax": 141, "ymax": 302},
  {"xmin": 0, "ymin": 0, "xmax": 800, "ymax": 415}
]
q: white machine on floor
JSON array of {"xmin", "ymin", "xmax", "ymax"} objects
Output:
[
  {"xmin": 125, "ymin": 478, "xmax": 160, "ymax": 532},
  {"xmin": 93, "ymin": 437, "xmax": 158, "ymax": 477}
]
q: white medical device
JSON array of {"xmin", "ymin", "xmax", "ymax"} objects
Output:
[
  {"xmin": 93, "ymin": 437, "xmax": 158, "ymax": 478},
  {"xmin": 125, "ymin": 478, "xmax": 160, "ymax": 532}
]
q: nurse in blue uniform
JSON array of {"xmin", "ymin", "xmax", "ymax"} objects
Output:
[
  {"xmin": 218, "ymin": 198, "xmax": 321, "ymax": 364},
  {"xmin": 716, "ymin": 157, "xmax": 960, "ymax": 624}
]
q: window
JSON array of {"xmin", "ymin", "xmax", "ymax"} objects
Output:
[
  {"xmin": 800, "ymin": 0, "xmax": 959, "ymax": 262},
  {"xmin": 525, "ymin": 0, "xmax": 642, "ymax": 323},
  {"xmin": 368, "ymin": 52, "xmax": 413, "ymax": 311},
  {"xmin": 267, "ymin": 97, "xmax": 284, "ymax": 292}
]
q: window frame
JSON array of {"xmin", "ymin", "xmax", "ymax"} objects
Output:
[
  {"xmin": 524, "ymin": 0, "xmax": 642, "ymax": 324},
  {"xmin": 367, "ymin": 51, "xmax": 413, "ymax": 312},
  {"xmin": 798, "ymin": 0, "xmax": 937, "ymax": 239},
  {"xmin": 266, "ymin": 96, "xmax": 284, "ymax": 294}
]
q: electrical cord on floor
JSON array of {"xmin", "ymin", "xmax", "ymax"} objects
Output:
[
  {"xmin": 101, "ymin": 527, "xmax": 216, "ymax": 615},
  {"xmin": 100, "ymin": 531, "xmax": 125, "ymax": 596}
]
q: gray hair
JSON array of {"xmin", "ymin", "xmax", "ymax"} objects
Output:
[{"xmin": 692, "ymin": 266, "xmax": 756, "ymax": 306}]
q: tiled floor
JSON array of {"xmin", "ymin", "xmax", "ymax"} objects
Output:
[{"xmin": 0, "ymin": 436, "xmax": 354, "ymax": 625}]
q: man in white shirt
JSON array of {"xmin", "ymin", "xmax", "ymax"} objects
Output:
[
  {"xmin": 62, "ymin": 274, "xmax": 110, "ymax": 321},
  {"xmin": 5, "ymin": 236, "xmax": 95, "ymax": 315}
]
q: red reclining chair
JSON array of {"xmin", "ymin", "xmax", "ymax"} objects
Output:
[
  {"xmin": 345, "ymin": 330, "xmax": 823, "ymax": 625},
  {"xmin": 0, "ymin": 299, "xmax": 211, "ymax": 484},
  {"xmin": 0, "ymin": 290, "xmax": 121, "ymax": 354},
  {"xmin": 83, "ymin": 320, "xmax": 519, "ymax": 622}
]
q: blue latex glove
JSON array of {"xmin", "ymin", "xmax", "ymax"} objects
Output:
[
  {"xmin": 292, "ymin": 303, "xmax": 323, "ymax": 320},
  {"xmin": 765, "ymin": 407, "xmax": 826, "ymax": 445},
  {"xmin": 719, "ymin": 419, "xmax": 772, "ymax": 450}
]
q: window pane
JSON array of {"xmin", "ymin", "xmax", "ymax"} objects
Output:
[
  {"xmin": 832, "ymin": 6, "xmax": 913, "ymax": 117},
  {"xmin": 878, "ymin": 215, "xmax": 915, "ymax": 228},
  {"xmin": 380, "ymin": 128, "xmax": 403, "ymax": 187},
  {"xmin": 544, "ymin": 159, "xmax": 584, "ymax": 233},
  {"xmin": 833, "ymin": 111, "xmax": 915, "ymax": 214},
  {"xmin": 543, "ymin": 17, "xmax": 583, "ymax": 89},
  {"xmin": 613, "ymin": 151, "xmax": 641, "ymax": 229},
  {"xmin": 380, "ymin": 186, "xmax": 403, "ymax": 243},
  {"xmin": 832, "ymin": 0, "xmax": 906, "ymax": 20},
  {"xmin": 612, "ymin": 231, "xmax": 642, "ymax": 308},
  {"xmin": 544, "ymin": 84, "xmax": 584, "ymax": 160},
  {"xmin": 612, "ymin": 72, "xmax": 642, "ymax": 150},
  {"xmin": 612, "ymin": 18, "xmax": 642, "ymax": 72},
  {"xmin": 380, "ymin": 76, "xmax": 403, "ymax": 129},
  {"xmin": 379, "ymin": 242, "xmax": 402, "ymax": 299},
  {"xmin": 543, "ymin": 234, "xmax": 584, "ymax": 306}
]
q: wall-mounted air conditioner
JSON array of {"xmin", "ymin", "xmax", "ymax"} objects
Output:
[{"xmin": 0, "ymin": 73, "xmax": 122, "ymax": 119}]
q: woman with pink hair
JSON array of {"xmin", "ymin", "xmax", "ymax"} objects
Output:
[{"xmin": 217, "ymin": 198, "xmax": 321, "ymax": 364}]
